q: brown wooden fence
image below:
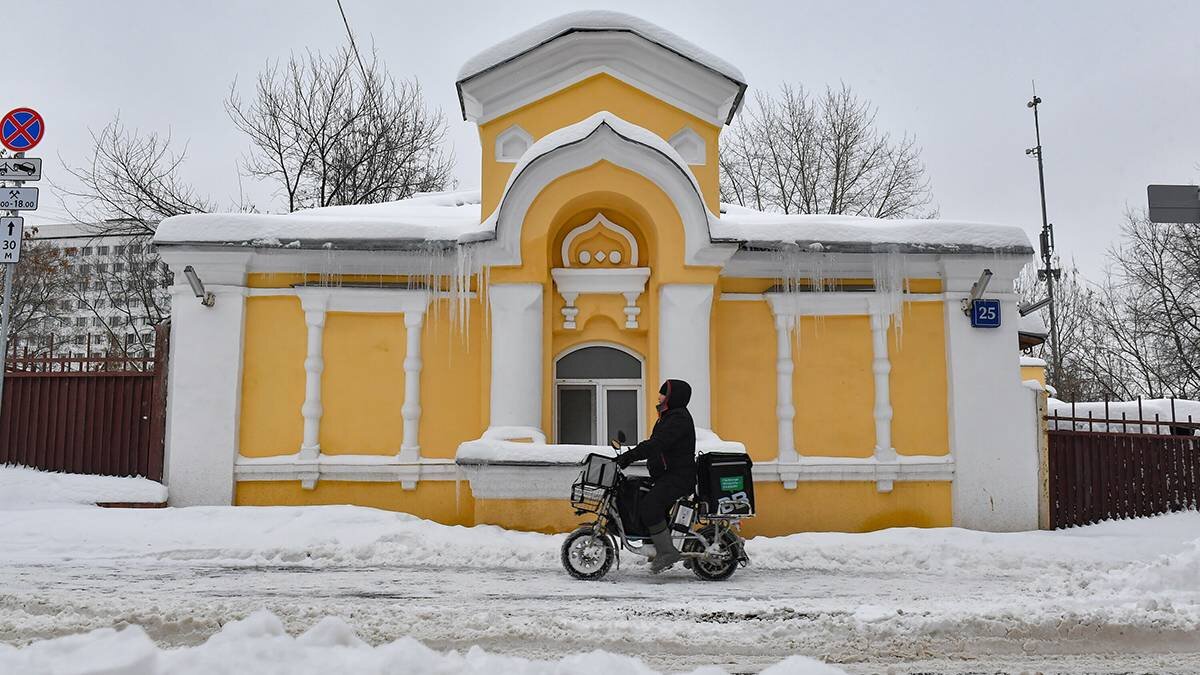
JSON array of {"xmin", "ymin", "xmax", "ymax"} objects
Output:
[
  {"xmin": 1047, "ymin": 408, "xmax": 1200, "ymax": 529},
  {"xmin": 0, "ymin": 325, "xmax": 169, "ymax": 480}
]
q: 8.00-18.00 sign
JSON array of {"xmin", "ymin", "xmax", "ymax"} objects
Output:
[{"xmin": 0, "ymin": 187, "xmax": 38, "ymax": 211}]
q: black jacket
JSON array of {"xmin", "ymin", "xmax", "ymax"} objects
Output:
[{"xmin": 617, "ymin": 379, "xmax": 696, "ymax": 482}]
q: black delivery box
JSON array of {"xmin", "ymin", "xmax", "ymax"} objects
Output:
[{"xmin": 696, "ymin": 452, "xmax": 755, "ymax": 516}]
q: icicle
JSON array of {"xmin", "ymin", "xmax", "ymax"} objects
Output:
[{"xmin": 871, "ymin": 248, "xmax": 907, "ymax": 346}]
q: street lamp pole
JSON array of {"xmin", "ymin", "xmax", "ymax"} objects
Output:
[{"xmin": 1027, "ymin": 93, "xmax": 1062, "ymax": 391}]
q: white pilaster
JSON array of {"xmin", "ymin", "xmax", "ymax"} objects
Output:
[
  {"xmin": 158, "ymin": 251, "xmax": 251, "ymax": 506},
  {"xmin": 942, "ymin": 257, "xmax": 1038, "ymax": 531},
  {"xmin": 488, "ymin": 283, "xmax": 544, "ymax": 432},
  {"xmin": 298, "ymin": 292, "xmax": 329, "ymax": 467},
  {"xmin": 869, "ymin": 311, "xmax": 897, "ymax": 475},
  {"xmin": 400, "ymin": 310, "xmax": 425, "ymax": 467},
  {"xmin": 773, "ymin": 315, "xmax": 798, "ymax": 467},
  {"xmin": 658, "ymin": 284, "xmax": 714, "ymax": 429}
]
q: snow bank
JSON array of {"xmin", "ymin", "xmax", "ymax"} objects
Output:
[
  {"xmin": 457, "ymin": 10, "xmax": 746, "ymax": 85},
  {"xmin": 153, "ymin": 190, "xmax": 484, "ymax": 248},
  {"xmin": 715, "ymin": 203, "xmax": 1033, "ymax": 253},
  {"xmin": 0, "ymin": 465, "xmax": 167, "ymax": 509},
  {"xmin": 1047, "ymin": 397, "xmax": 1200, "ymax": 433},
  {"xmin": 0, "ymin": 609, "xmax": 843, "ymax": 674}
]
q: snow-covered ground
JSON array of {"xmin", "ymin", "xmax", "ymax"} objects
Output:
[
  {"xmin": 0, "ymin": 464, "xmax": 167, "ymax": 509},
  {"xmin": 0, "ymin": 478, "xmax": 1198, "ymax": 673}
]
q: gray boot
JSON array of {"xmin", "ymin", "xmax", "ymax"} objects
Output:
[{"xmin": 648, "ymin": 527, "xmax": 682, "ymax": 573}]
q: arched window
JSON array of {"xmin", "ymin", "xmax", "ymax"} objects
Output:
[{"xmin": 554, "ymin": 345, "xmax": 644, "ymax": 445}]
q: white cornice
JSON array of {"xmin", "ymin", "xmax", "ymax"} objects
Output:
[
  {"xmin": 551, "ymin": 267, "xmax": 651, "ymax": 294},
  {"xmin": 458, "ymin": 32, "xmax": 743, "ymax": 126}
]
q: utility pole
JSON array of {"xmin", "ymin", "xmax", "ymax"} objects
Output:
[
  {"xmin": 0, "ymin": 151, "xmax": 19, "ymax": 409},
  {"xmin": 1026, "ymin": 89, "xmax": 1062, "ymax": 390}
]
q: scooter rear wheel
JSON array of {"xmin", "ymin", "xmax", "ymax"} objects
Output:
[
  {"xmin": 684, "ymin": 524, "xmax": 741, "ymax": 581},
  {"xmin": 561, "ymin": 526, "xmax": 615, "ymax": 580}
]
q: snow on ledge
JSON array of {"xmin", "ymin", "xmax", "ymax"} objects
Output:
[
  {"xmin": 0, "ymin": 465, "xmax": 167, "ymax": 509},
  {"xmin": 715, "ymin": 203, "xmax": 1034, "ymax": 254},
  {"xmin": 457, "ymin": 10, "xmax": 746, "ymax": 85},
  {"xmin": 1020, "ymin": 356, "xmax": 1047, "ymax": 367},
  {"xmin": 456, "ymin": 427, "xmax": 747, "ymax": 465},
  {"xmin": 153, "ymin": 190, "xmax": 484, "ymax": 249}
]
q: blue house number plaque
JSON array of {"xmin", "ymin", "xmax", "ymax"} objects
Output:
[{"xmin": 970, "ymin": 299, "xmax": 1001, "ymax": 328}]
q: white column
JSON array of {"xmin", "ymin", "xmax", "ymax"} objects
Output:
[
  {"xmin": 658, "ymin": 284, "xmax": 714, "ymax": 429},
  {"xmin": 400, "ymin": 310, "xmax": 425, "ymax": 461},
  {"xmin": 488, "ymin": 283, "xmax": 544, "ymax": 432},
  {"xmin": 774, "ymin": 314, "xmax": 798, "ymax": 465},
  {"xmin": 942, "ymin": 257, "xmax": 1038, "ymax": 531},
  {"xmin": 869, "ymin": 311, "xmax": 897, "ymax": 464},
  {"xmin": 298, "ymin": 292, "xmax": 329, "ymax": 462},
  {"xmin": 159, "ymin": 252, "xmax": 251, "ymax": 506}
]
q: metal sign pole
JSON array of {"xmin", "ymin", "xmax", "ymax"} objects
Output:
[{"xmin": 0, "ymin": 151, "xmax": 20, "ymax": 411}]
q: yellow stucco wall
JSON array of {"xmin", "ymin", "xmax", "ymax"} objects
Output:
[
  {"xmin": 236, "ymin": 480, "xmax": 476, "ymax": 526},
  {"xmin": 240, "ymin": 296, "xmax": 306, "ymax": 457},
  {"xmin": 479, "ymin": 73, "xmax": 722, "ymax": 218},
  {"xmin": 470, "ymin": 481, "xmax": 951, "ymax": 536},
  {"xmin": 713, "ymin": 299, "xmax": 778, "ymax": 461},
  {"xmin": 321, "ymin": 312, "xmax": 406, "ymax": 455},
  {"xmin": 1021, "ymin": 363, "xmax": 1047, "ymax": 385},
  {"xmin": 890, "ymin": 301, "xmax": 949, "ymax": 456},
  {"xmin": 794, "ymin": 315, "xmax": 876, "ymax": 457}
]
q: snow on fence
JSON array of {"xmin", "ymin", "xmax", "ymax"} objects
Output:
[
  {"xmin": 1046, "ymin": 397, "xmax": 1200, "ymax": 529},
  {"xmin": 1047, "ymin": 397, "xmax": 1200, "ymax": 435}
]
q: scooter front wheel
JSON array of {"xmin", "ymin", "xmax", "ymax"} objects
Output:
[{"xmin": 561, "ymin": 526, "xmax": 615, "ymax": 580}]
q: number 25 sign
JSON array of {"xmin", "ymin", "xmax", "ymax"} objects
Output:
[{"xmin": 970, "ymin": 299, "xmax": 1001, "ymax": 328}]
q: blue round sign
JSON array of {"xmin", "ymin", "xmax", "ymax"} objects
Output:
[{"xmin": 1, "ymin": 108, "xmax": 45, "ymax": 152}]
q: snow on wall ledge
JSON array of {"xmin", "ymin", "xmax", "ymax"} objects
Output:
[
  {"xmin": 715, "ymin": 204, "xmax": 1034, "ymax": 254},
  {"xmin": 152, "ymin": 190, "xmax": 483, "ymax": 249}
]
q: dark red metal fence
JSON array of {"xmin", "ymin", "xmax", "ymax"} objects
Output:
[
  {"xmin": 1048, "ymin": 407, "xmax": 1200, "ymax": 529},
  {"xmin": 0, "ymin": 325, "xmax": 169, "ymax": 480}
]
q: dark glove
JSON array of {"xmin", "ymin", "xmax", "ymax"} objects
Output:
[{"xmin": 615, "ymin": 452, "xmax": 634, "ymax": 469}]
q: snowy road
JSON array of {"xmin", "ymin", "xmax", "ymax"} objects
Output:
[{"xmin": 2, "ymin": 505, "xmax": 1199, "ymax": 673}]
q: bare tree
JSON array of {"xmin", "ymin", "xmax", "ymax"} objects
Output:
[
  {"xmin": 1102, "ymin": 212, "xmax": 1200, "ymax": 398},
  {"xmin": 1017, "ymin": 262, "xmax": 1114, "ymax": 400},
  {"xmin": 58, "ymin": 116, "xmax": 213, "ymax": 236},
  {"xmin": 0, "ymin": 232, "xmax": 73, "ymax": 348},
  {"xmin": 720, "ymin": 84, "xmax": 935, "ymax": 218},
  {"xmin": 226, "ymin": 46, "xmax": 455, "ymax": 212},
  {"xmin": 65, "ymin": 239, "xmax": 171, "ymax": 357}
]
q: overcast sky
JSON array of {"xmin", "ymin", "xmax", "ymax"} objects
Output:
[{"xmin": 10, "ymin": 0, "xmax": 1199, "ymax": 279}]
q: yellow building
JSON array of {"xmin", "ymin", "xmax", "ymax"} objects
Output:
[{"xmin": 155, "ymin": 11, "xmax": 1042, "ymax": 534}]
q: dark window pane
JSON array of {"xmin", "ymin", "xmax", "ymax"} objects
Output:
[
  {"xmin": 556, "ymin": 346, "xmax": 641, "ymax": 379},
  {"xmin": 558, "ymin": 386, "xmax": 595, "ymax": 445},
  {"xmin": 606, "ymin": 389, "xmax": 638, "ymax": 444}
]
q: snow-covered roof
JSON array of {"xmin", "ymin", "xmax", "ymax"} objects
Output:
[
  {"xmin": 714, "ymin": 203, "xmax": 1034, "ymax": 255},
  {"xmin": 153, "ymin": 190, "xmax": 483, "ymax": 250},
  {"xmin": 155, "ymin": 112, "xmax": 1032, "ymax": 257},
  {"xmin": 457, "ymin": 10, "xmax": 746, "ymax": 86},
  {"xmin": 1018, "ymin": 312, "xmax": 1049, "ymax": 336}
]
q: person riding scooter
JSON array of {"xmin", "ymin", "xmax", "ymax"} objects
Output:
[{"xmin": 613, "ymin": 379, "xmax": 696, "ymax": 573}]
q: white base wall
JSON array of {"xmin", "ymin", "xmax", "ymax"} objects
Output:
[
  {"xmin": 942, "ymin": 258, "xmax": 1039, "ymax": 531},
  {"xmin": 160, "ymin": 252, "xmax": 251, "ymax": 506}
]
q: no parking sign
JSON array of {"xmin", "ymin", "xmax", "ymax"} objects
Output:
[{"xmin": 1, "ymin": 108, "xmax": 45, "ymax": 152}]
